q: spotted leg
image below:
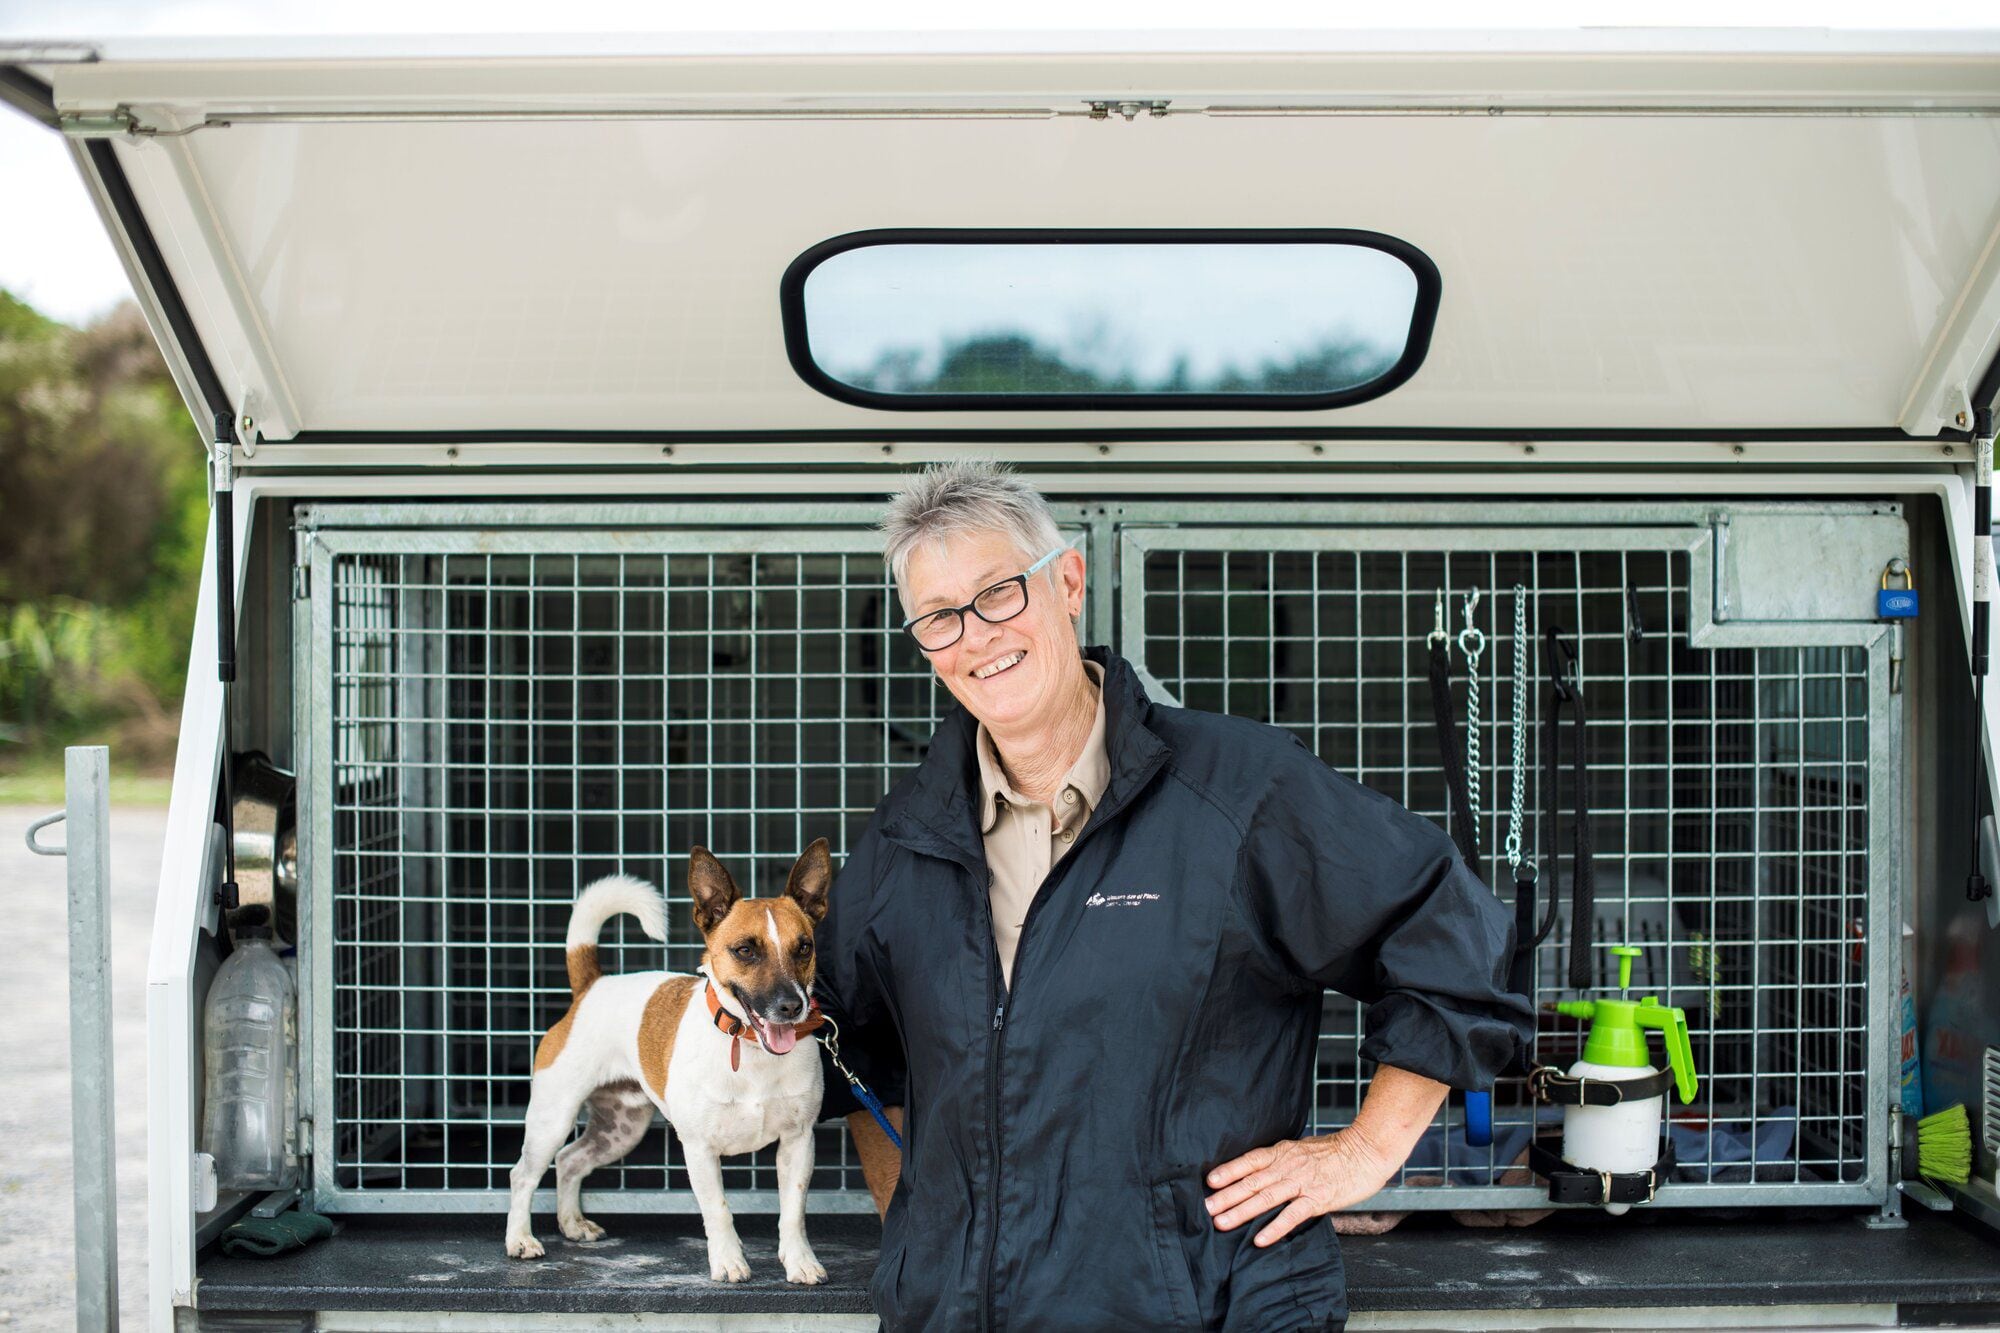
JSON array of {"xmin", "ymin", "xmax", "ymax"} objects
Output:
[{"xmin": 554, "ymin": 1081, "xmax": 655, "ymax": 1242}]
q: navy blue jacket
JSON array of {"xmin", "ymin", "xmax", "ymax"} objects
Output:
[{"xmin": 817, "ymin": 646, "xmax": 1532, "ymax": 1331}]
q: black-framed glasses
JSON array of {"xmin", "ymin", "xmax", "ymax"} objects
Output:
[{"xmin": 900, "ymin": 546, "xmax": 1066, "ymax": 652}]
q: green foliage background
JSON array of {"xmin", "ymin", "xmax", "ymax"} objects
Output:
[{"xmin": 0, "ymin": 290, "xmax": 205, "ymax": 770}]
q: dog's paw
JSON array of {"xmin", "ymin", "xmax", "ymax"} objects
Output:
[
  {"xmin": 506, "ymin": 1234, "xmax": 545, "ymax": 1260},
  {"xmin": 708, "ymin": 1246, "xmax": 752, "ymax": 1283},
  {"xmin": 559, "ymin": 1214, "xmax": 606, "ymax": 1242},
  {"xmin": 782, "ymin": 1247, "xmax": 827, "ymax": 1285}
]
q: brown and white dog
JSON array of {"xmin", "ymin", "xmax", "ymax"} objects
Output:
[{"xmin": 504, "ymin": 841, "xmax": 831, "ymax": 1284}]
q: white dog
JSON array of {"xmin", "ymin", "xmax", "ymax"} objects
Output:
[{"xmin": 503, "ymin": 841, "xmax": 831, "ymax": 1284}]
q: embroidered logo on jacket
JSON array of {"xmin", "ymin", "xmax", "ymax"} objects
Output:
[{"xmin": 1085, "ymin": 892, "xmax": 1161, "ymax": 909}]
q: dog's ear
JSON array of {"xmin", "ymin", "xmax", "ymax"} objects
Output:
[
  {"xmin": 688, "ymin": 847, "xmax": 741, "ymax": 934},
  {"xmin": 784, "ymin": 838, "xmax": 832, "ymax": 924}
]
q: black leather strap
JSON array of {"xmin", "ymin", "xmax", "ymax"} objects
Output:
[
  {"xmin": 1427, "ymin": 635, "xmax": 1482, "ymax": 881},
  {"xmin": 1529, "ymin": 1064, "xmax": 1676, "ymax": 1107},
  {"xmin": 1529, "ymin": 1134, "xmax": 1678, "ymax": 1206},
  {"xmin": 1543, "ymin": 626, "xmax": 1594, "ymax": 990}
]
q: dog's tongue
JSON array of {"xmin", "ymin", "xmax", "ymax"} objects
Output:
[{"xmin": 754, "ymin": 1016, "xmax": 799, "ymax": 1055}]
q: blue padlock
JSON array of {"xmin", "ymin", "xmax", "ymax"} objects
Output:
[{"xmin": 1879, "ymin": 566, "xmax": 1919, "ymax": 619}]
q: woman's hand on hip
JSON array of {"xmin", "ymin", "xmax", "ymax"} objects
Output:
[{"xmin": 1202, "ymin": 1126, "xmax": 1397, "ymax": 1247}]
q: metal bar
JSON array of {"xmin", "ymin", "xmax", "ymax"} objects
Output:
[
  {"xmin": 65, "ymin": 745, "xmax": 119, "ymax": 1331},
  {"xmin": 295, "ymin": 499, "xmax": 1900, "ymax": 532},
  {"xmin": 320, "ymin": 1188, "xmax": 882, "ymax": 1215}
]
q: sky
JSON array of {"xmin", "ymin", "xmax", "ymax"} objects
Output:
[{"xmin": 2, "ymin": 1, "xmax": 1996, "ymax": 326}]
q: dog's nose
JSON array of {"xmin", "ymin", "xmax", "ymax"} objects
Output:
[{"xmin": 769, "ymin": 996, "xmax": 806, "ymax": 1023}]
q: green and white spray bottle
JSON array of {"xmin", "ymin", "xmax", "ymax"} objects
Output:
[{"xmin": 1555, "ymin": 945, "xmax": 1699, "ymax": 1214}]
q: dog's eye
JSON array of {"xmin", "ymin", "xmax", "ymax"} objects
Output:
[
  {"xmin": 731, "ymin": 942, "xmax": 758, "ymax": 961},
  {"xmin": 793, "ymin": 938, "xmax": 813, "ymax": 959}
]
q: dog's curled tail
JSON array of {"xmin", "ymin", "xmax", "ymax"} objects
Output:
[{"xmin": 564, "ymin": 875, "xmax": 669, "ymax": 996}]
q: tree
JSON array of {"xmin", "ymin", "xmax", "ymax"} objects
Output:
[{"xmin": 0, "ymin": 291, "xmax": 203, "ymax": 760}]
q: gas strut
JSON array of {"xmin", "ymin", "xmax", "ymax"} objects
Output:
[
  {"xmin": 1971, "ymin": 407, "xmax": 1994, "ymax": 904},
  {"xmin": 212, "ymin": 410, "xmax": 240, "ymax": 913}
]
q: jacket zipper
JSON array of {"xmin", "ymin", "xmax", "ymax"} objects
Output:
[{"xmin": 975, "ymin": 810, "xmax": 1119, "ymax": 1333}]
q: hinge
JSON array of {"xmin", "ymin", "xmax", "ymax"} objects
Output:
[
  {"xmin": 292, "ymin": 530, "xmax": 314, "ymax": 601},
  {"xmin": 57, "ymin": 108, "xmax": 138, "ymax": 138},
  {"xmin": 1708, "ymin": 509, "xmax": 1732, "ymax": 622},
  {"xmin": 1945, "ymin": 383, "xmax": 1975, "ymax": 434},
  {"xmin": 1086, "ymin": 99, "xmax": 1171, "ymax": 121},
  {"xmin": 59, "ymin": 107, "xmax": 211, "ymax": 140},
  {"xmin": 1984, "ymin": 1047, "xmax": 2000, "ymax": 1165}
]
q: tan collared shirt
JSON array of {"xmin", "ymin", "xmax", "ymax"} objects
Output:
[{"xmin": 976, "ymin": 659, "xmax": 1110, "ymax": 989}]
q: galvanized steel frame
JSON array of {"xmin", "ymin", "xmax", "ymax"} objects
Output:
[
  {"xmin": 300, "ymin": 502, "xmax": 1090, "ymax": 1214},
  {"xmin": 1116, "ymin": 508, "xmax": 1896, "ymax": 1209},
  {"xmin": 297, "ymin": 497, "xmax": 1899, "ymax": 1215}
]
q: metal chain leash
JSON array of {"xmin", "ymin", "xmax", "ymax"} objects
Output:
[
  {"xmin": 1504, "ymin": 583, "xmax": 1532, "ymax": 876},
  {"xmin": 1458, "ymin": 589, "xmax": 1486, "ymax": 840}
]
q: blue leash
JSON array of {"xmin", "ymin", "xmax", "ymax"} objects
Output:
[{"xmin": 819, "ymin": 1014, "xmax": 903, "ymax": 1152}]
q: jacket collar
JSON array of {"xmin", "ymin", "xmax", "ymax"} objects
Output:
[
  {"xmin": 883, "ymin": 646, "xmax": 1170, "ymax": 869},
  {"xmin": 974, "ymin": 658, "xmax": 1110, "ymax": 834}
]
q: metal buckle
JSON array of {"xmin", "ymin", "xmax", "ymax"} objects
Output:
[
  {"xmin": 1596, "ymin": 1169, "xmax": 1614, "ymax": 1204},
  {"xmin": 1643, "ymin": 1168, "xmax": 1661, "ymax": 1204}
]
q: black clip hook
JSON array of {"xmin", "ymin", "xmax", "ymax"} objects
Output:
[{"xmin": 1544, "ymin": 624, "xmax": 1580, "ymax": 702}]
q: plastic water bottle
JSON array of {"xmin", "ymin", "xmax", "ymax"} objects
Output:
[{"xmin": 201, "ymin": 919, "xmax": 297, "ymax": 1190}]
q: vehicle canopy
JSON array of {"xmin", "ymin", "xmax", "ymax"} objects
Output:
[{"xmin": 4, "ymin": 30, "xmax": 1998, "ymax": 445}]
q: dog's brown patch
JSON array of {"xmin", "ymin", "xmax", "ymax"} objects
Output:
[
  {"xmin": 533, "ymin": 945, "xmax": 604, "ymax": 1071},
  {"xmin": 535, "ymin": 1007, "xmax": 576, "ymax": 1071},
  {"xmin": 702, "ymin": 896, "xmax": 819, "ymax": 998},
  {"xmin": 638, "ymin": 975, "xmax": 699, "ymax": 1099},
  {"xmin": 567, "ymin": 943, "xmax": 600, "ymax": 997}
]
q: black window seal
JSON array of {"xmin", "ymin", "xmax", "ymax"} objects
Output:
[
  {"xmin": 2, "ymin": 69, "xmax": 233, "ymax": 424},
  {"xmin": 0, "ymin": 65, "xmax": 59, "ymax": 129},
  {"xmin": 777, "ymin": 227, "xmax": 1441, "ymax": 413}
]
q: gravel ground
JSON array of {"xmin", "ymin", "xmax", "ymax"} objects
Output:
[{"xmin": 0, "ymin": 803, "xmax": 161, "ymax": 1330}]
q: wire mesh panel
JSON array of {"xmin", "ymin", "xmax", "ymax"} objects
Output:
[
  {"xmin": 1119, "ymin": 524, "xmax": 1890, "ymax": 1207},
  {"xmin": 300, "ymin": 501, "xmax": 1892, "ymax": 1217},
  {"xmin": 307, "ymin": 521, "xmax": 947, "ymax": 1212}
]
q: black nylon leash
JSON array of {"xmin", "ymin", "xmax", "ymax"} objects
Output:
[
  {"xmin": 1541, "ymin": 625, "xmax": 1594, "ymax": 991},
  {"xmin": 1427, "ymin": 632, "xmax": 1483, "ymax": 882}
]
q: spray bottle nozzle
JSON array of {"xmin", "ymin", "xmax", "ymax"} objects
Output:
[
  {"xmin": 1609, "ymin": 945, "xmax": 1642, "ymax": 994},
  {"xmin": 1553, "ymin": 946, "xmax": 1701, "ymax": 1106}
]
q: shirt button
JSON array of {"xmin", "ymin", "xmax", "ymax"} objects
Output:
[
  {"xmin": 1060, "ymin": 830, "xmax": 1075, "ymax": 843},
  {"xmin": 1061, "ymin": 790, "xmax": 1076, "ymax": 805}
]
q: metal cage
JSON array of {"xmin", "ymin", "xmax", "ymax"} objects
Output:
[{"xmin": 297, "ymin": 499, "xmax": 1898, "ymax": 1215}]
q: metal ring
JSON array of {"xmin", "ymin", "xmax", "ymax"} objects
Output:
[{"xmin": 25, "ymin": 811, "xmax": 65, "ymax": 857}]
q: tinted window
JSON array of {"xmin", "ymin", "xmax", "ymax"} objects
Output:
[{"xmin": 781, "ymin": 231, "xmax": 1437, "ymax": 410}]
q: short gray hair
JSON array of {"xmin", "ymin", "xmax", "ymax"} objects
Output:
[{"xmin": 880, "ymin": 459, "xmax": 1064, "ymax": 608}]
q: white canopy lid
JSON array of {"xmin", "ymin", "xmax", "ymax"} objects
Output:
[{"xmin": 10, "ymin": 31, "xmax": 2000, "ymax": 442}]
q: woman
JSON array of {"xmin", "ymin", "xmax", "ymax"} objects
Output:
[{"xmin": 818, "ymin": 460, "xmax": 1530, "ymax": 1331}]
